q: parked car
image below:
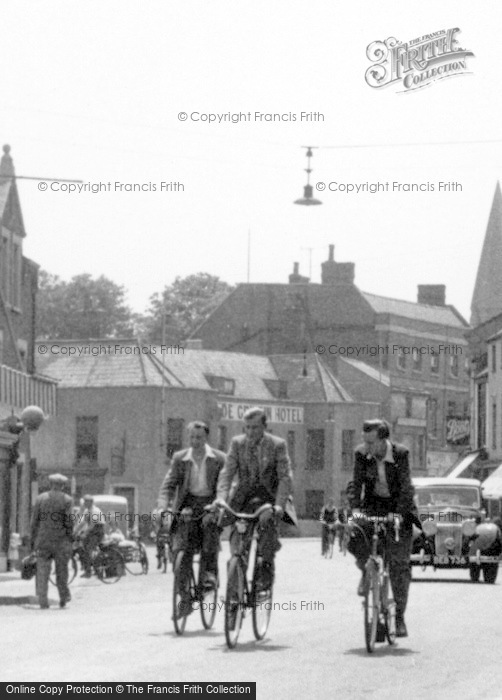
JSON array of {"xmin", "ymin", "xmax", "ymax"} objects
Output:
[{"xmin": 411, "ymin": 477, "xmax": 502, "ymax": 583}]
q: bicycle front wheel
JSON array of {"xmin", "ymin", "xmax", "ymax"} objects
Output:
[
  {"xmin": 95, "ymin": 548, "xmax": 124, "ymax": 584},
  {"xmin": 252, "ymin": 558, "xmax": 273, "ymax": 640},
  {"xmin": 173, "ymin": 551, "xmax": 193, "ymax": 635},
  {"xmin": 199, "ymin": 571, "xmax": 218, "ymax": 630},
  {"xmin": 364, "ymin": 561, "xmax": 379, "ymax": 653},
  {"xmin": 225, "ymin": 557, "xmax": 245, "ymax": 648}
]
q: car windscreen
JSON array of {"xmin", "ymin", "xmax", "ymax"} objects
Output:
[{"xmin": 416, "ymin": 487, "xmax": 480, "ymax": 509}]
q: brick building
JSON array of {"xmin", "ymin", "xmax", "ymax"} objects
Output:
[
  {"xmin": 35, "ymin": 340, "xmax": 379, "ymax": 522},
  {"xmin": 191, "ymin": 245, "xmax": 470, "ymax": 472}
]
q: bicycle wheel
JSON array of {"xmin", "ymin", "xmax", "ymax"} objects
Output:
[
  {"xmin": 49, "ymin": 556, "xmax": 78, "ymax": 586},
  {"xmin": 125, "ymin": 544, "xmax": 149, "ymax": 576},
  {"xmin": 199, "ymin": 569, "xmax": 218, "ymax": 630},
  {"xmin": 252, "ymin": 558, "xmax": 273, "ymax": 640},
  {"xmin": 364, "ymin": 561, "xmax": 379, "ymax": 653},
  {"xmin": 225, "ymin": 557, "xmax": 245, "ymax": 648},
  {"xmin": 95, "ymin": 548, "xmax": 125, "ymax": 584},
  {"xmin": 173, "ymin": 551, "xmax": 194, "ymax": 635}
]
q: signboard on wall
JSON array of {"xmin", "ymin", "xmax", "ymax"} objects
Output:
[
  {"xmin": 446, "ymin": 416, "xmax": 470, "ymax": 445},
  {"xmin": 218, "ymin": 401, "xmax": 304, "ymax": 425}
]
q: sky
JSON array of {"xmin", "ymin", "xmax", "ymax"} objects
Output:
[{"xmin": 1, "ymin": 1, "xmax": 501, "ymax": 322}]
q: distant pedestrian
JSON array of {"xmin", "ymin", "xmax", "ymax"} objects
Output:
[
  {"xmin": 74, "ymin": 495, "xmax": 105, "ymax": 577},
  {"xmin": 30, "ymin": 473, "xmax": 73, "ymax": 609}
]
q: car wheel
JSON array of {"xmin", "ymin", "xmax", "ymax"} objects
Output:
[
  {"xmin": 469, "ymin": 564, "xmax": 481, "ymax": 583},
  {"xmin": 482, "ymin": 563, "xmax": 498, "ymax": 584}
]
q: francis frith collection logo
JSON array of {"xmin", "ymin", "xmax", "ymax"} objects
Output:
[{"xmin": 365, "ymin": 28, "xmax": 474, "ymax": 92}]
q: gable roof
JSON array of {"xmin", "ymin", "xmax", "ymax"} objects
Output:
[{"xmin": 362, "ymin": 291, "xmax": 468, "ymax": 327}]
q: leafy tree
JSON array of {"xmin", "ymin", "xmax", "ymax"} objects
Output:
[
  {"xmin": 138, "ymin": 273, "xmax": 233, "ymax": 344},
  {"xmin": 37, "ymin": 271, "xmax": 135, "ymax": 339}
]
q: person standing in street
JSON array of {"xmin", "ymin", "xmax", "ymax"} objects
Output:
[
  {"xmin": 30, "ymin": 473, "xmax": 74, "ymax": 609},
  {"xmin": 74, "ymin": 494, "xmax": 105, "ymax": 577}
]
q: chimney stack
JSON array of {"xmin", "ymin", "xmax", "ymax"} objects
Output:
[
  {"xmin": 289, "ymin": 262, "xmax": 309, "ymax": 284},
  {"xmin": 321, "ymin": 244, "xmax": 355, "ymax": 285}
]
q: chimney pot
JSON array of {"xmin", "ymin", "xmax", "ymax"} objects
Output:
[
  {"xmin": 293, "ymin": 262, "xmax": 299, "ymax": 274},
  {"xmin": 329, "ymin": 244, "xmax": 334, "ymax": 261}
]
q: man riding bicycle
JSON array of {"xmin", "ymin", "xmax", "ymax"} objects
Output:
[
  {"xmin": 213, "ymin": 407, "xmax": 297, "ymax": 591},
  {"xmin": 346, "ymin": 419, "xmax": 418, "ymax": 638},
  {"xmin": 156, "ymin": 421, "xmax": 226, "ymax": 615}
]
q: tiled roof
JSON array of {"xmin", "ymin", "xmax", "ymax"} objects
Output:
[
  {"xmin": 269, "ymin": 354, "xmax": 352, "ymax": 403},
  {"xmin": 362, "ymin": 292, "xmax": 467, "ymax": 328},
  {"xmin": 339, "ymin": 357, "xmax": 391, "ymax": 386}
]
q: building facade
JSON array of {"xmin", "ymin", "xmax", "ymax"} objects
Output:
[
  {"xmin": 191, "ymin": 245, "xmax": 470, "ymax": 472},
  {"xmin": 0, "ymin": 145, "xmax": 56, "ymax": 571}
]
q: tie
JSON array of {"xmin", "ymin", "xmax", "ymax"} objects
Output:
[{"xmin": 248, "ymin": 443, "xmax": 260, "ymax": 483}]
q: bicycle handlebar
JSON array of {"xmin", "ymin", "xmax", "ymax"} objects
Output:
[
  {"xmin": 351, "ymin": 513, "xmax": 400, "ymax": 542},
  {"xmin": 216, "ymin": 502, "xmax": 275, "ymax": 520}
]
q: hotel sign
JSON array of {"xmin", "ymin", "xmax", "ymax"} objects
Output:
[{"xmin": 218, "ymin": 401, "xmax": 304, "ymax": 425}]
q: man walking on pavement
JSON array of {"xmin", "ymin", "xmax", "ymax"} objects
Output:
[{"xmin": 30, "ymin": 473, "xmax": 73, "ymax": 609}]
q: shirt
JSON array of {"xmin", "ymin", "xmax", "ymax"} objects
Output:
[
  {"xmin": 373, "ymin": 440, "xmax": 393, "ymax": 498},
  {"xmin": 187, "ymin": 444, "xmax": 214, "ymax": 497}
]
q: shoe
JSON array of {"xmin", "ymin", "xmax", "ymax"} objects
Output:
[
  {"xmin": 396, "ymin": 618, "xmax": 408, "ymax": 638},
  {"xmin": 172, "ymin": 597, "xmax": 194, "ymax": 621},
  {"xmin": 60, "ymin": 591, "xmax": 71, "ymax": 608},
  {"xmin": 80, "ymin": 572, "xmax": 92, "ymax": 578},
  {"xmin": 157, "ymin": 559, "xmax": 162, "ymax": 570},
  {"xmin": 40, "ymin": 602, "xmax": 49, "ymax": 609},
  {"xmin": 357, "ymin": 573, "xmax": 369, "ymax": 597},
  {"xmin": 255, "ymin": 563, "xmax": 274, "ymax": 592},
  {"xmin": 203, "ymin": 572, "xmax": 217, "ymax": 589}
]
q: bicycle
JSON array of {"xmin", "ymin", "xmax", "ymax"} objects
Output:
[
  {"xmin": 169, "ymin": 507, "xmax": 220, "ymax": 635},
  {"xmin": 119, "ymin": 531, "xmax": 149, "ymax": 576},
  {"xmin": 218, "ymin": 502, "xmax": 276, "ymax": 649},
  {"xmin": 350, "ymin": 514, "xmax": 399, "ymax": 653},
  {"xmin": 50, "ymin": 538, "xmax": 125, "ymax": 585},
  {"xmin": 156, "ymin": 523, "xmax": 174, "ymax": 573},
  {"xmin": 322, "ymin": 523, "xmax": 336, "ymax": 558}
]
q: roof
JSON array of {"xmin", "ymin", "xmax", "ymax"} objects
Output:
[
  {"xmin": 412, "ymin": 477, "xmax": 482, "ymax": 488},
  {"xmin": 481, "ymin": 464, "xmax": 502, "ymax": 499},
  {"xmin": 339, "ymin": 357, "xmax": 391, "ymax": 386},
  {"xmin": 35, "ymin": 340, "xmax": 353, "ymax": 403},
  {"xmin": 269, "ymin": 354, "xmax": 352, "ymax": 403},
  {"xmin": 471, "ymin": 182, "xmax": 502, "ymax": 326},
  {"xmin": 362, "ymin": 292, "xmax": 468, "ymax": 328}
]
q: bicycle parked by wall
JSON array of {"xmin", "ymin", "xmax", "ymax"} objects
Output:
[
  {"xmin": 169, "ymin": 507, "xmax": 219, "ymax": 635},
  {"xmin": 218, "ymin": 501, "xmax": 275, "ymax": 649},
  {"xmin": 349, "ymin": 514, "xmax": 399, "ymax": 653}
]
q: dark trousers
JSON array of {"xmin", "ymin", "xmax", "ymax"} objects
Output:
[
  {"xmin": 174, "ymin": 495, "xmax": 220, "ymax": 582},
  {"xmin": 348, "ymin": 520, "xmax": 412, "ymax": 619},
  {"xmin": 36, "ymin": 540, "xmax": 72, "ymax": 605},
  {"xmin": 229, "ymin": 498, "xmax": 280, "ymax": 568},
  {"xmin": 81, "ymin": 526, "xmax": 104, "ymax": 574}
]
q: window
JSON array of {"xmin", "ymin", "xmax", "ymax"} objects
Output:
[
  {"xmin": 341, "ymin": 430, "xmax": 355, "ymax": 471},
  {"xmin": 306, "ymin": 429, "xmax": 325, "ymax": 470},
  {"xmin": 449, "ymin": 355, "xmax": 459, "ymax": 378},
  {"xmin": 405, "ymin": 395, "xmax": 413, "ymax": 418},
  {"xmin": 412, "ymin": 348, "xmax": 422, "ymax": 372},
  {"xmin": 305, "ymin": 490, "xmax": 324, "ymax": 519},
  {"xmin": 493, "ymin": 402, "xmax": 497, "ymax": 451},
  {"xmin": 204, "ymin": 375, "xmax": 235, "ymax": 395},
  {"xmin": 417, "ymin": 435, "xmax": 426, "ymax": 470},
  {"xmin": 76, "ymin": 416, "xmax": 98, "ymax": 463},
  {"xmin": 492, "ymin": 345, "xmax": 497, "ymax": 374},
  {"xmin": 431, "ymin": 353, "xmax": 439, "ymax": 374},
  {"xmin": 397, "ymin": 348, "xmax": 406, "ymax": 371},
  {"xmin": 217, "ymin": 425, "xmax": 227, "ymax": 451},
  {"xmin": 428, "ymin": 398, "xmax": 438, "ymax": 437},
  {"xmin": 166, "ymin": 418, "xmax": 184, "ymax": 458},
  {"xmin": 448, "ymin": 400, "xmax": 457, "ymax": 416},
  {"xmin": 287, "ymin": 430, "xmax": 296, "ymax": 469}
]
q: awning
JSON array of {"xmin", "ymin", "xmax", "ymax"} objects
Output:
[
  {"xmin": 443, "ymin": 452, "xmax": 481, "ymax": 478},
  {"xmin": 482, "ymin": 464, "xmax": 502, "ymax": 499}
]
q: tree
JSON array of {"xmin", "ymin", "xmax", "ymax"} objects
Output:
[
  {"xmin": 37, "ymin": 271, "xmax": 135, "ymax": 339},
  {"xmin": 138, "ymin": 273, "xmax": 233, "ymax": 344}
]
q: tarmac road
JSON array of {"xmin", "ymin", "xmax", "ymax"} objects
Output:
[{"xmin": 1, "ymin": 539, "xmax": 502, "ymax": 700}]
